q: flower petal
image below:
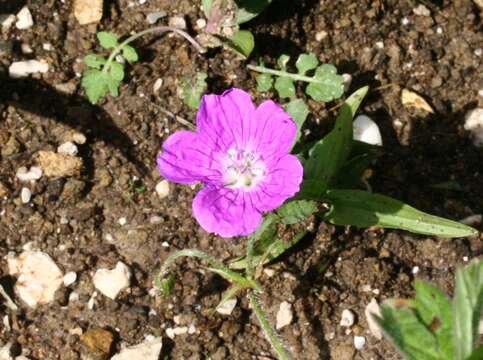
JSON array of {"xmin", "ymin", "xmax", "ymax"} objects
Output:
[
  {"xmin": 196, "ymin": 88, "xmax": 256, "ymax": 151},
  {"xmin": 157, "ymin": 130, "xmax": 222, "ymax": 184},
  {"xmin": 250, "ymin": 154, "xmax": 303, "ymax": 212},
  {"xmin": 252, "ymin": 100, "xmax": 297, "ymax": 161},
  {"xmin": 192, "ymin": 186, "xmax": 262, "ymax": 238}
]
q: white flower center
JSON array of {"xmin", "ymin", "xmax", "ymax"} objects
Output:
[{"xmin": 223, "ymin": 148, "xmax": 266, "ymax": 190}]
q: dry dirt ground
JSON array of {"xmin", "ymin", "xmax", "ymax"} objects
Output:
[{"xmin": 0, "ymin": 0, "xmax": 482, "ymax": 359}]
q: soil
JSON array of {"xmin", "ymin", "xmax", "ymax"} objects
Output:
[{"xmin": 0, "ymin": 0, "xmax": 482, "ymax": 359}]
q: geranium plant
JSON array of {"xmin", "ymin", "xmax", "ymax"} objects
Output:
[{"xmin": 155, "ymin": 87, "xmax": 477, "ymax": 359}]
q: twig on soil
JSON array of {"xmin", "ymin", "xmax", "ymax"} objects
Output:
[{"xmin": 152, "ymin": 102, "xmax": 196, "ymax": 131}]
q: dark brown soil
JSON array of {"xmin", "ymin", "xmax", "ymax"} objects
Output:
[{"xmin": 0, "ymin": 0, "xmax": 482, "ymax": 359}]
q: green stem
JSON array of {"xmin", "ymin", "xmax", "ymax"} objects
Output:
[
  {"xmin": 248, "ymin": 292, "xmax": 291, "ymax": 360},
  {"xmin": 103, "ymin": 26, "xmax": 206, "ymax": 74},
  {"xmin": 247, "ymin": 64, "xmax": 317, "ymax": 83},
  {"xmin": 246, "ymin": 233, "xmax": 257, "ymax": 279}
]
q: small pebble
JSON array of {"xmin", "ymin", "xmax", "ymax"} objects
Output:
[
  {"xmin": 196, "ymin": 18, "xmax": 206, "ymax": 29},
  {"xmin": 353, "ymin": 115, "xmax": 383, "ymax": 146},
  {"xmin": 9, "ymin": 60, "xmax": 49, "ymax": 78},
  {"xmin": 155, "ymin": 180, "xmax": 170, "ymax": 199},
  {"xmin": 354, "ymin": 336, "xmax": 366, "ymax": 350},
  {"xmin": 146, "ymin": 11, "xmax": 167, "ymax": 24},
  {"xmin": 365, "ymin": 298, "xmax": 383, "ymax": 339},
  {"xmin": 315, "ymin": 30, "xmax": 328, "ymax": 41},
  {"xmin": 342, "ymin": 73, "xmax": 352, "ymax": 92},
  {"xmin": 340, "ymin": 309, "xmax": 355, "ymax": 327},
  {"xmin": 111, "ymin": 337, "xmax": 162, "ymax": 360},
  {"xmin": 20, "ymin": 187, "xmax": 31, "ymax": 203},
  {"xmin": 276, "ymin": 301, "xmax": 293, "ymax": 330},
  {"xmin": 15, "ymin": 6, "xmax": 34, "ymax": 29},
  {"xmin": 412, "ymin": 266, "xmax": 420, "ymax": 275},
  {"xmin": 16, "ymin": 166, "xmax": 43, "ymax": 182},
  {"xmin": 216, "ymin": 298, "xmax": 237, "ymax": 315},
  {"xmin": 168, "ymin": 16, "xmax": 186, "ymax": 29},
  {"xmin": 63, "ymin": 271, "xmax": 77, "ymax": 286},
  {"xmin": 73, "ymin": 0, "xmax": 103, "ymax": 25},
  {"xmin": 413, "ymin": 4, "xmax": 430, "ymax": 16},
  {"xmin": 464, "ymin": 108, "xmax": 483, "ymax": 147},
  {"xmin": 1, "ymin": 14, "xmax": 16, "ymax": 30},
  {"xmin": 57, "ymin": 141, "xmax": 78, "ymax": 156},
  {"xmin": 153, "ymin": 78, "xmax": 163, "ymax": 93},
  {"xmin": 118, "ymin": 217, "xmax": 127, "ymax": 226},
  {"xmin": 93, "ymin": 262, "xmax": 131, "ymax": 300},
  {"xmin": 20, "ymin": 43, "xmax": 33, "ymax": 54}
]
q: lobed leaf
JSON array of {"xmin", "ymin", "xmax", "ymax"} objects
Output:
[
  {"xmin": 295, "ymin": 53, "xmax": 318, "ymax": 75},
  {"xmin": 274, "ymin": 76, "xmax": 295, "ymax": 99},
  {"xmin": 122, "ymin": 45, "xmax": 138, "ymax": 62},
  {"xmin": 256, "ymin": 73, "xmax": 273, "ymax": 92},
  {"xmin": 306, "ymin": 64, "xmax": 344, "ymax": 102},
  {"xmin": 284, "ymin": 98, "xmax": 309, "ymax": 146},
  {"xmin": 81, "ymin": 69, "xmax": 109, "ymax": 104},
  {"xmin": 181, "ymin": 72, "xmax": 208, "ymax": 109},
  {"xmin": 109, "ymin": 62, "xmax": 124, "ymax": 81},
  {"xmin": 277, "ymin": 54, "xmax": 290, "ymax": 70},
  {"xmin": 97, "ymin": 31, "xmax": 118, "ymax": 49},
  {"xmin": 324, "ymin": 189, "xmax": 478, "ymax": 238},
  {"xmin": 83, "ymin": 54, "xmax": 106, "ymax": 69}
]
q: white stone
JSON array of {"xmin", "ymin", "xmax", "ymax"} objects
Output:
[
  {"xmin": 375, "ymin": 41, "xmax": 384, "ymax": 49},
  {"xmin": 315, "ymin": 30, "xmax": 328, "ymax": 42},
  {"xmin": 111, "ymin": 337, "xmax": 162, "ymax": 360},
  {"xmin": 401, "ymin": 17, "xmax": 410, "ymax": 26},
  {"xmin": 168, "ymin": 16, "xmax": 186, "ymax": 29},
  {"xmin": 74, "ymin": 0, "xmax": 103, "ymax": 25},
  {"xmin": 353, "ymin": 115, "xmax": 383, "ymax": 146},
  {"xmin": 365, "ymin": 298, "xmax": 383, "ymax": 339},
  {"xmin": 42, "ymin": 43, "xmax": 52, "ymax": 51},
  {"xmin": 20, "ymin": 187, "xmax": 31, "ymax": 204},
  {"xmin": 464, "ymin": 108, "xmax": 483, "ymax": 147},
  {"xmin": 412, "ymin": 266, "xmax": 420, "ymax": 275},
  {"xmin": 340, "ymin": 309, "xmax": 355, "ymax": 327},
  {"xmin": 7, "ymin": 251, "xmax": 63, "ymax": 307},
  {"xmin": 15, "ymin": 7, "xmax": 34, "ymax": 30},
  {"xmin": 216, "ymin": 298, "xmax": 237, "ymax": 315},
  {"xmin": 57, "ymin": 141, "xmax": 78, "ymax": 156},
  {"xmin": 2, "ymin": 316, "xmax": 10, "ymax": 332},
  {"xmin": 276, "ymin": 301, "xmax": 293, "ymax": 330},
  {"xmin": 0, "ymin": 343, "xmax": 11, "ymax": 360},
  {"xmin": 188, "ymin": 324, "xmax": 196, "ymax": 334},
  {"xmin": 155, "ymin": 180, "xmax": 170, "ymax": 199},
  {"xmin": 118, "ymin": 217, "xmax": 127, "ymax": 226},
  {"xmin": 413, "ymin": 4, "xmax": 430, "ymax": 16},
  {"xmin": 16, "ymin": 166, "xmax": 42, "ymax": 182},
  {"xmin": 153, "ymin": 78, "xmax": 163, "ymax": 93},
  {"xmin": 263, "ymin": 268, "xmax": 275, "ymax": 277},
  {"xmin": 354, "ymin": 335, "xmax": 366, "ymax": 350},
  {"xmin": 459, "ymin": 214, "xmax": 482, "ymax": 226},
  {"xmin": 9, "ymin": 60, "xmax": 49, "ymax": 78},
  {"xmin": 173, "ymin": 326, "xmax": 188, "ymax": 335},
  {"xmin": 146, "ymin": 11, "xmax": 167, "ymax": 24},
  {"xmin": 196, "ymin": 18, "xmax": 207, "ymax": 29},
  {"xmin": 1, "ymin": 15, "xmax": 16, "ymax": 30},
  {"xmin": 71, "ymin": 132, "xmax": 87, "ymax": 144},
  {"xmin": 69, "ymin": 292, "xmax": 79, "ymax": 302},
  {"xmin": 93, "ymin": 262, "xmax": 131, "ymax": 300},
  {"xmin": 165, "ymin": 328, "xmax": 175, "ymax": 339},
  {"xmin": 20, "ymin": 43, "xmax": 33, "ymax": 54},
  {"xmin": 63, "ymin": 272, "xmax": 77, "ymax": 286}
]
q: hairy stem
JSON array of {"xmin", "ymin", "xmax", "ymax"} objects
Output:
[
  {"xmin": 246, "ymin": 233, "xmax": 257, "ymax": 279},
  {"xmin": 248, "ymin": 292, "xmax": 291, "ymax": 360},
  {"xmin": 247, "ymin": 64, "xmax": 331, "ymax": 84},
  {"xmin": 103, "ymin": 26, "xmax": 206, "ymax": 74}
]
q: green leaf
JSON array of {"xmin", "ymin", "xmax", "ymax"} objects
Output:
[
  {"xmin": 274, "ymin": 76, "xmax": 295, "ymax": 99},
  {"xmin": 277, "ymin": 54, "xmax": 290, "ymax": 70},
  {"xmin": 301, "ymin": 87, "xmax": 368, "ymax": 196},
  {"xmin": 324, "ymin": 189, "xmax": 478, "ymax": 238},
  {"xmin": 284, "ymin": 99, "xmax": 309, "ymax": 146},
  {"xmin": 236, "ymin": 0, "xmax": 273, "ymax": 24},
  {"xmin": 81, "ymin": 69, "xmax": 109, "ymax": 104},
  {"xmin": 109, "ymin": 62, "xmax": 124, "ymax": 81},
  {"xmin": 375, "ymin": 302, "xmax": 445, "ymax": 360},
  {"xmin": 296, "ymin": 53, "xmax": 318, "ymax": 75},
  {"xmin": 306, "ymin": 64, "xmax": 344, "ymax": 102},
  {"xmin": 256, "ymin": 73, "xmax": 273, "ymax": 92},
  {"xmin": 202, "ymin": 0, "xmax": 214, "ymax": 17},
  {"xmin": 215, "ymin": 284, "xmax": 243, "ymax": 313},
  {"xmin": 155, "ymin": 273, "xmax": 175, "ymax": 296},
  {"xmin": 413, "ymin": 280, "xmax": 454, "ymax": 359},
  {"xmin": 453, "ymin": 259, "xmax": 483, "ymax": 360},
  {"xmin": 181, "ymin": 72, "xmax": 208, "ymax": 109},
  {"xmin": 467, "ymin": 346, "xmax": 483, "ymax": 360},
  {"xmin": 83, "ymin": 54, "xmax": 106, "ymax": 69},
  {"xmin": 122, "ymin": 45, "xmax": 138, "ymax": 62},
  {"xmin": 228, "ymin": 30, "xmax": 254, "ymax": 58},
  {"xmin": 97, "ymin": 31, "xmax": 118, "ymax": 49},
  {"xmin": 277, "ymin": 200, "xmax": 318, "ymax": 225}
]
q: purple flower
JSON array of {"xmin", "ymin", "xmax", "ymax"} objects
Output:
[{"xmin": 157, "ymin": 88, "xmax": 303, "ymax": 238}]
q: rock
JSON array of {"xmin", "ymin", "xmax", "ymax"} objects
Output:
[
  {"xmin": 63, "ymin": 272, "xmax": 77, "ymax": 287},
  {"xmin": 168, "ymin": 16, "xmax": 187, "ymax": 29},
  {"xmin": 80, "ymin": 328, "xmax": 114, "ymax": 360},
  {"xmin": 196, "ymin": 18, "xmax": 207, "ymax": 29},
  {"xmin": 7, "ymin": 251, "xmax": 63, "ymax": 307},
  {"xmin": 93, "ymin": 262, "xmax": 131, "ymax": 300},
  {"xmin": 57, "ymin": 141, "xmax": 78, "ymax": 156},
  {"xmin": 401, "ymin": 89, "xmax": 434, "ymax": 113},
  {"xmin": 475, "ymin": 0, "xmax": 483, "ymax": 9},
  {"xmin": 0, "ymin": 182, "xmax": 8, "ymax": 197},
  {"xmin": 1, "ymin": 15, "xmax": 16, "ymax": 31},
  {"xmin": 340, "ymin": 309, "xmax": 355, "ymax": 327},
  {"xmin": 16, "ymin": 166, "xmax": 42, "ymax": 182},
  {"xmin": 1, "ymin": 136, "xmax": 20, "ymax": 157},
  {"xmin": 155, "ymin": 180, "xmax": 170, "ymax": 199},
  {"xmin": 9, "ymin": 60, "xmax": 49, "ymax": 78},
  {"xmin": 364, "ymin": 298, "xmax": 383, "ymax": 339},
  {"xmin": 146, "ymin": 11, "xmax": 167, "ymax": 24},
  {"xmin": 20, "ymin": 187, "xmax": 31, "ymax": 204},
  {"xmin": 276, "ymin": 301, "xmax": 293, "ymax": 330},
  {"xmin": 111, "ymin": 337, "xmax": 162, "ymax": 360},
  {"xmin": 413, "ymin": 4, "xmax": 431, "ymax": 16},
  {"xmin": 342, "ymin": 73, "xmax": 352, "ymax": 92},
  {"xmin": 153, "ymin": 78, "xmax": 163, "ymax": 93},
  {"xmin": 95, "ymin": 169, "xmax": 112, "ymax": 188},
  {"xmin": 0, "ymin": 343, "xmax": 11, "ymax": 360},
  {"xmin": 216, "ymin": 298, "xmax": 237, "ymax": 315},
  {"xmin": 37, "ymin": 151, "xmax": 82, "ymax": 177},
  {"xmin": 315, "ymin": 30, "xmax": 328, "ymax": 42},
  {"xmin": 354, "ymin": 336, "xmax": 366, "ymax": 350},
  {"xmin": 15, "ymin": 6, "xmax": 33, "ymax": 30},
  {"xmin": 353, "ymin": 115, "xmax": 383, "ymax": 146},
  {"xmin": 20, "ymin": 43, "xmax": 33, "ymax": 54},
  {"xmin": 459, "ymin": 214, "xmax": 482, "ymax": 226},
  {"xmin": 73, "ymin": 0, "xmax": 103, "ymax": 25},
  {"xmin": 464, "ymin": 108, "xmax": 483, "ymax": 147}
]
